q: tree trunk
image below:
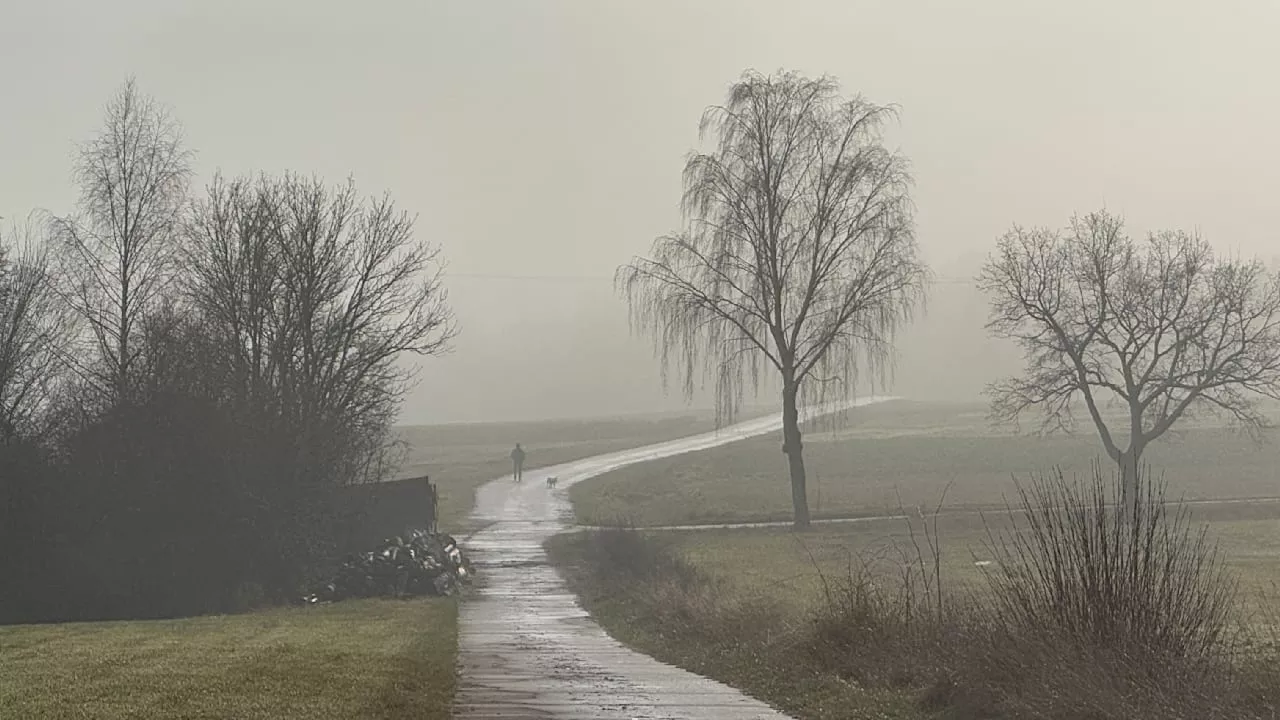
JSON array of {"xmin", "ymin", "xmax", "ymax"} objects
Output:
[
  {"xmin": 1118, "ymin": 447, "xmax": 1141, "ymax": 520},
  {"xmin": 781, "ymin": 382, "xmax": 811, "ymax": 529}
]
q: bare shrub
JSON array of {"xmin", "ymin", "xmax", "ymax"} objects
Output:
[
  {"xmin": 802, "ymin": 488, "xmax": 963, "ymax": 688},
  {"xmin": 807, "ymin": 550, "xmax": 924, "ymax": 685},
  {"xmin": 580, "ymin": 527, "xmax": 704, "ymax": 593},
  {"xmin": 983, "ymin": 462, "xmax": 1238, "ymax": 666},
  {"xmin": 917, "ymin": 462, "xmax": 1259, "ymax": 719},
  {"xmin": 803, "ymin": 465, "xmax": 1265, "ymax": 718}
]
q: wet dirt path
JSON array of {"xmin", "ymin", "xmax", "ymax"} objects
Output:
[{"xmin": 453, "ymin": 398, "xmax": 893, "ymax": 719}]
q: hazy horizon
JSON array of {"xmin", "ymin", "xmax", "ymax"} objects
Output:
[{"xmin": 5, "ymin": 0, "xmax": 1278, "ymax": 424}]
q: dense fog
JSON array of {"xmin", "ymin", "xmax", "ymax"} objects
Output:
[{"xmin": 4, "ymin": 0, "xmax": 1278, "ymax": 424}]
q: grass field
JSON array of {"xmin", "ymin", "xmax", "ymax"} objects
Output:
[
  {"xmin": 556, "ymin": 398, "xmax": 1280, "ymax": 719},
  {"xmin": 658, "ymin": 505, "xmax": 1280, "ymax": 622},
  {"xmin": 571, "ymin": 399, "xmax": 1280, "ymax": 527},
  {"xmin": 395, "ymin": 405, "xmax": 774, "ymax": 532},
  {"xmin": 0, "ymin": 599, "xmax": 456, "ymax": 720},
  {"xmin": 550, "ymin": 519, "xmax": 1280, "ymax": 720}
]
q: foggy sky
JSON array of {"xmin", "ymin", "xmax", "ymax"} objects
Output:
[{"xmin": 3, "ymin": 1, "xmax": 1278, "ymax": 424}]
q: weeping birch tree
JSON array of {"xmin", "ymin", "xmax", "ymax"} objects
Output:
[{"xmin": 617, "ymin": 70, "xmax": 928, "ymax": 528}]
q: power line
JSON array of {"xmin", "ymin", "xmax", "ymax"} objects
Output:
[
  {"xmin": 450, "ymin": 272, "xmax": 612, "ymax": 282},
  {"xmin": 449, "ymin": 271, "xmax": 978, "ymax": 285}
]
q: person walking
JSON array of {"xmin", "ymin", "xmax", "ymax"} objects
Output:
[
  {"xmin": 424, "ymin": 475, "xmax": 439, "ymax": 533},
  {"xmin": 510, "ymin": 443, "xmax": 526, "ymax": 482}
]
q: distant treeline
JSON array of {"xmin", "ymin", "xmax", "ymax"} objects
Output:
[{"xmin": 0, "ymin": 79, "xmax": 454, "ymax": 624}]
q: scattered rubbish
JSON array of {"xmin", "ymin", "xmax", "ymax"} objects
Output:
[{"xmin": 300, "ymin": 528, "xmax": 473, "ymax": 604}]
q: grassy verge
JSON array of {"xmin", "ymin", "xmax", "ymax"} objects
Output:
[
  {"xmin": 0, "ymin": 598, "xmax": 456, "ymax": 720},
  {"xmin": 570, "ymin": 400, "xmax": 1280, "ymax": 527},
  {"xmin": 546, "ymin": 530, "xmax": 922, "ymax": 720}
]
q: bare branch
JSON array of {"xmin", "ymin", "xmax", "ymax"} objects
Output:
[
  {"xmin": 617, "ymin": 70, "xmax": 927, "ymax": 424},
  {"xmin": 617, "ymin": 69, "xmax": 928, "ymax": 527},
  {"xmin": 183, "ymin": 172, "xmax": 456, "ymax": 484},
  {"xmin": 50, "ymin": 77, "xmax": 192, "ymax": 404},
  {"xmin": 0, "ymin": 215, "xmax": 76, "ymax": 442},
  {"xmin": 980, "ymin": 209, "xmax": 1280, "ymax": 491}
]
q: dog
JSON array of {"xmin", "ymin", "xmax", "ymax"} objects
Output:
[{"xmin": 545, "ymin": 476, "xmax": 559, "ymax": 489}]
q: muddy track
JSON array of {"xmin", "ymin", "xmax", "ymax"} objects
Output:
[{"xmin": 453, "ymin": 397, "xmax": 895, "ymax": 719}]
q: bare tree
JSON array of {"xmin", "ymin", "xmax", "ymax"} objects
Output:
[
  {"xmin": 617, "ymin": 70, "xmax": 927, "ymax": 528},
  {"xmin": 979, "ymin": 210, "xmax": 1280, "ymax": 505},
  {"xmin": 184, "ymin": 172, "xmax": 456, "ymax": 485},
  {"xmin": 52, "ymin": 77, "xmax": 192, "ymax": 403},
  {"xmin": 181, "ymin": 174, "xmax": 281, "ymax": 406},
  {"xmin": 0, "ymin": 216, "xmax": 74, "ymax": 442}
]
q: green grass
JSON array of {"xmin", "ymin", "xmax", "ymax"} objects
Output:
[
  {"xmin": 395, "ymin": 405, "xmax": 774, "ymax": 532},
  {"xmin": 0, "ymin": 598, "xmax": 456, "ymax": 720},
  {"xmin": 571, "ymin": 399, "xmax": 1280, "ymax": 527}
]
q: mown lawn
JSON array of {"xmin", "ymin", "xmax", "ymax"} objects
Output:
[{"xmin": 0, "ymin": 599, "xmax": 456, "ymax": 720}]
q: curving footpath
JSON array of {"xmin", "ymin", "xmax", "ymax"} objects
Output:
[{"xmin": 453, "ymin": 397, "xmax": 894, "ymax": 719}]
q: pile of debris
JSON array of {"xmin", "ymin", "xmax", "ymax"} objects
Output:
[{"xmin": 301, "ymin": 529, "xmax": 473, "ymax": 604}]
